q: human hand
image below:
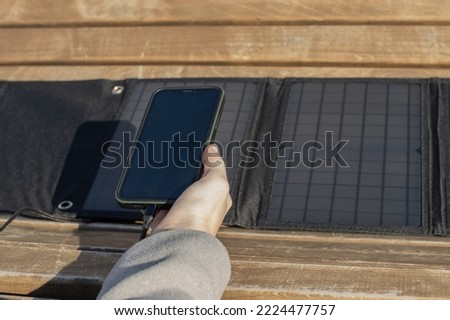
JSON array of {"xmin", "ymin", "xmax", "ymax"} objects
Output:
[{"xmin": 150, "ymin": 144, "xmax": 232, "ymax": 237}]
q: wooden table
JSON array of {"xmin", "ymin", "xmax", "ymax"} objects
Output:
[{"xmin": 1, "ymin": 0, "xmax": 450, "ymax": 299}]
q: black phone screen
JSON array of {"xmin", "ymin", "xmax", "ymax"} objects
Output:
[{"xmin": 116, "ymin": 87, "xmax": 224, "ymax": 205}]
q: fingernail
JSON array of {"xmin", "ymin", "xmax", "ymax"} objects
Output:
[{"xmin": 209, "ymin": 145, "xmax": 218, "ymax": 153}]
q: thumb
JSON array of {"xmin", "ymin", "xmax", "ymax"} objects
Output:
[{"xmin": 202, "ymin": 144, "xmax": 226, "ymax": 177}]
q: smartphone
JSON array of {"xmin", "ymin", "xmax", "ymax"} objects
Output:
[{"xmin": 115, "ymin": 86, "xmax": 225, "ymax": 208}]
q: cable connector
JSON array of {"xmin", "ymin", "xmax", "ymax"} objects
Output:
[{"xmin": 139, "ymin": 205, "xmax": 157, "ymax": 240}]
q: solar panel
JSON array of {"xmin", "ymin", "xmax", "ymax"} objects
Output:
[
  {"xmin": 267, "ymin": 81, "xmax": 421, "ymax": 228},
  {"xmin": 82, "ymin": 79, "xmax": 258, "ymax": 219}
]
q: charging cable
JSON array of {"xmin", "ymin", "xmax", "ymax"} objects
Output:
[
  {"xmin": 0, "ymin": 207, "xmax": 78, "ymax": 232},
  {"xmin": 139, "ymin": 205, "xmax": 158, "ymax": 240},
  {"xmin": 1, "ymin": 206, "xmax": 157, "ymax": 241}
]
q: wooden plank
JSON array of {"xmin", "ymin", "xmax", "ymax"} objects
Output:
[
  {"xmin": 0, "ymin": 293, "xmax": 43, "ymax": 300},
  {"xmin": 0, "ymin": 214, "xmax": 141, "ymax": 232},
  {"xmin": 225, "ymin": 260, "xmax": 450, "ymax": 299},
  {"xmin": 1, "ymin": 0, "xmax": 450, "ymax": 27},
  {"xmin": 0, "ymin": 226, "xmax": 136, "ymax": 252},
  {"xmin": 0, "ymin": 219, "xmax": 126, "ymax": 299},
  {"xmin": 222, "ymin": 230, "xmax": 450, "ymax": 299},
  {"xmin": 1, "ymin": 220, "xmax": 450, "ymax": 299},
  {"xmin": 223, "ymin": 289, "xmax": 344, "ymax": 300},
  {"xmin": 4, "ymin": 65, "xmax": 450, "ymax": 81},
  {"xmin": 1, "ymin": 26, "xmax": 450, "ymax": 68},
  {"xmin": 218, "ymin": 228, "xmax": 450, "ymax": 246},
  {"xmin": 222, "ymin": 239, "xmax": 450, "ymax": 269},
  {"xmin": 235, "ymin": 247, "xmax": 450, "ymax": 299},
  {"xmin": 0, "ymin": 244, "xmax": 121, "ymax": 299},
  {"xmin": 3, "ymin": 216, "xmax": 450, "ymax": 250},
  {"xmin": 3, "ymin": 222, "xmax": 450, "ymax": 269},
  {"xmin": 0, "ymin": 219, "xmax": 139, "ymax": 251}
]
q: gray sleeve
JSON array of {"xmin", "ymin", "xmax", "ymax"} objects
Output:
[{"xmin": 97, "ymin": 229, "xmax": 231, "ymax": 300}]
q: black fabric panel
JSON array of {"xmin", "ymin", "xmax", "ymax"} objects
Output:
[
  {"xmin": 223, "ymin": 79, "xmax": 267, "ymax": 226},
  {"xmin": 439, "ymin": 80, "xmax": 450, "ymax": 234},
  {"xmin": 422, "ymin": 79, "xmax": 450, "ymax": 235},
  {"xmin": 226, "ymin": 78, "xmax": 291, "ymax": 227},
  {"xmin": 0, "ymin": 80, "xmax": 129, "ymax": 217},
  {"xmin": 421, "ymin": 79, "xmax": 437, "ymax": 233}
]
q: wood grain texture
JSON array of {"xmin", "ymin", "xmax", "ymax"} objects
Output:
[
  {"xmin": 1, "ymin": 0, "xmax": 450, "ymax": 27},
  {"xmin": 221, "ymin": 230, "xmax": 450, "ymax": 299},
  {"xmin": 4, "ymin": 66, "xmax": 450, "ymax": 81},
  {"xmin": 226, "ymin": 260, "xmax": 450, "ymax": 299},
  {"xmin": 1, "ymin": 25, "xmax": 450, "ymax": 68},
  {"xmin": 0, "ymin": 244, "xmax": 121, "ymax": 299},
  {"xmin": 1, "ymin": 219, "xmax": 450, "ymax": 299},
  {"xmin": 1, "ymin": 1, "xmax": 450, "ymax": 80},
  {"xmin": 0, "ymin": 293, "xmax": 43, "ymax": 300},
  {"xmin": 0, "ymin": 217, "xmax": 139, "ymax": 251}
]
